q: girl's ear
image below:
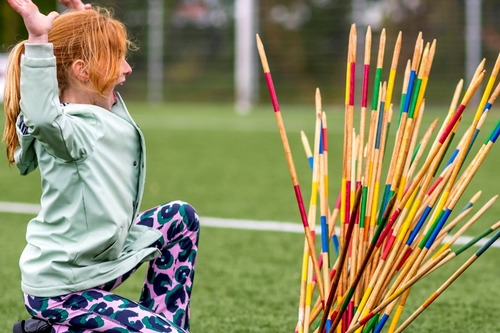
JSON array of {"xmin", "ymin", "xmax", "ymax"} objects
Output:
[{"xmin": 70, "ymin": 59, "xmax": 90, "ymax": 82}]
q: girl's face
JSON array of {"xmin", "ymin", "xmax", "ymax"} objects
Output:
[{"xmin": 94, "ymin": 57, "xmax": 132, "ymax": 110}]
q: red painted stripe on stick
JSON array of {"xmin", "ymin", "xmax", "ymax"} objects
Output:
[
  {"xmin": 264, "ymin": 72, "xmax": 280, "ymax": 113},
  {"xmin": 359, "ymin": 312, "xmax": 375, "ymax": 326},
  {"xmin": 349, "ymin": 62, "xmax": 356, "ymax": 106},
  {"xmin": 362, "ymin": 64, "xmax": 370, "ymax": 107},
  {"xmin": 376, "ymin": 208, "xmax": 401, "ymax": 247},
  {"xmin": 396, "ymin": 247, "xmax": 413, "ymax": 271},
  {"xmin": 382, "ymin": 234, "xmax": 396, "ymax": 260},
  {"xmin": 323, "ymin": 127, "xmax": 328, "ymax": 151},
  {"xmin": 345, "ymin": 180, "xmax": 352, "ymax": 226},
  {"xmin": 427, "ymin": 176, "xmax": 444, "ymax": 195},
  {"xmin": 294, "ymin": 185, "xmax": 310, "ymax": 228},
  {"xmin": 439, "ymin": 104, "xmax": 466, "ymax": 143},
  {"xmin": 335, "ymin": 192, "xmax": 342, "ymax": 208}
]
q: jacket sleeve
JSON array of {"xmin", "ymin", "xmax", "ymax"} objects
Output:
[{"xmin": 20, "ymin": 43, "xmax": 98, "ymax": 161}]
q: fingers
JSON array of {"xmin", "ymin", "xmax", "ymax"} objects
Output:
[
  {"xmin": 47, "ymin": 11, "xmax": 60, "ymax": 22},
  {"xmin": 58, "ymin": 0, "xmax": 90, "ymax": 11},
  {"xmin": 6, "ymin": 0, "xmax": 22, "ymax": 9},
  {"xmin": 6, "ymin": 0, "xmax": 35, "ymax": 15},
  {"xmin": 7, "ymin": 0, "xmax": 56, "ymax": 41}
]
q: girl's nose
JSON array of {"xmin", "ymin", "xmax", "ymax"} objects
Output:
[{"xmin": 122, "ymin": 59, "xmax": 132, "ymax": 76}]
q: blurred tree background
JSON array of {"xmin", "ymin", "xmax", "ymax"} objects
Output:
[{"xmin": 1, "ymin": 0, "xmax": 499, "ymax": 105}]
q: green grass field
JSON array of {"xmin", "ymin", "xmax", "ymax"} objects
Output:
[{"xmin": 1, "ymin": 102, "xmax": 499, "ymax": 332}]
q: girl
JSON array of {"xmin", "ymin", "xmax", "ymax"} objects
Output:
[{"xmin": 4, "ymin": 1, "xmax": 200, "ymax": 332}]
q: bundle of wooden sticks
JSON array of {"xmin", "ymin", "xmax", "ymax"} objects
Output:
[{"xmin": 256, "ymin": 24, "xmax": 500, "ymax": 333}]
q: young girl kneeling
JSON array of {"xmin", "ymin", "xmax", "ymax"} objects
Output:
[{"xmin": 4, "ymin": 1, "xmax": 200, "ymax": 332}]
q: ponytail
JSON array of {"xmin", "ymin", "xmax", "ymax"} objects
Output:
[{"xmin": 2, "ymin": 41, "xmax": 25, "ymax": 164}]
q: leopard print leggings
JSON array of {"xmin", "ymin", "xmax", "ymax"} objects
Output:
[{"xmin": 23, "ymin": 201, "xmax": 200, "ymax": 333}]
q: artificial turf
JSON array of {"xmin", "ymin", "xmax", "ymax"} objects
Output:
[{"xmin": 1, "ymin": 102, "xmax": 498, "ymax": 332}]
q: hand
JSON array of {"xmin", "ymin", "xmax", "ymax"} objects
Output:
[
  {"xmin": 6, "ymin": 0, "xmax": 59, "ymax": 43},
  {"xmin": 58, "ymin": 0, "xmax": 91, "ymax": 11}
]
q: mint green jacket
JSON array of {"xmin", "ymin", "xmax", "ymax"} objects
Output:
[{"xmin": 15, "ymin": 44, "xmax": 162, "ymax": 297}]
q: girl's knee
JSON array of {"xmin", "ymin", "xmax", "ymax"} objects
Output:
[
  {"xmin": 177, "ymin": 201, "xmax": 200, "ymax": 233},
  {"xmin": 140, "ymin": 201, "xmax": 200, "ymax": 245},
  {"xmin": 161, "ymin": 201, "xmax": 200, "ymax": 242}
]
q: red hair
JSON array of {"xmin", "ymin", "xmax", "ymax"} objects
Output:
[{"xmin": 3, "ymin": 7, "xmax": 135, "ymax": 164}]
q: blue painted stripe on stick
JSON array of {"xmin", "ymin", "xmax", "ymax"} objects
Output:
[
  {"xmin": 374, "ymin": 104, "xmax": 385, "ymax": 149},
  {"xmin": 307, "ymin": 156, "xmax": 314, "ymax": 169},
  {"xmin": 476, "ymin": 230, "xmax": 500, "ymax": 256},
  {"xmin": 321, "ymin": 215, "xmax": 329, "ymax": 252},
  {"xmin": 403, "ymin": 71, "xmax": 416, "ymax": 113},
  {"xmin": 407, "ymin": 206, "xmax": 431, "ymax": 246},
  {"xmin": 373, "ymin": 313, "xmax": 389, "ymax": 333},
  {"xmin": 426, "ymin": 209, "xmax": 452, "ymax": 248}
]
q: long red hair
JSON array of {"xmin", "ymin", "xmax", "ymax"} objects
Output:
[{"xmin": 3, "ymin": 7, "xmax": 135, "ymax": 164}]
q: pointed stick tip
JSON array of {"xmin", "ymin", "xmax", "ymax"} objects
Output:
[
  {"xmin": 366, "ymin": 26, "xmax": 372, "ymax": 42},
  {"xmin": 395, "ymin": 31, "xmax": 402, "ymax": 45},
  {"xmin": 255, "ymin": 33, "xmax": 262, "ymax": 46},
  {"xmin": 429, "ymin": 39, "xmax": 437, "ymax": 54},
  {"xmin": 315, "ymin": 88, "xmax": 322, "ymax": 113},
  {"xmin": 431, "ymin": 117, "xmax": 439, "ymax": 126},
  {"xmin": 255, "ymin": 34, "xmax": 270, "ymax": 73},
  {"xmin": 349, "ymin": 23, "xmax": 357, "ymax": 40},
  {"xmin": 492, "ymin": 52, "xmax": 500, "ymax": 72}
]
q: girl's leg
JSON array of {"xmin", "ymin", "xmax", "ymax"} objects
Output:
[
  {"xmin": 23, "ymin": 200, "xmax": 199, "ymax": 332},
  {"xmin": 135, "ymin": 201, "xmax": 200, "ymax": 331},
  {"xmin": 25, "ymin": 290, "xmax": 186, "ymax": 333}
]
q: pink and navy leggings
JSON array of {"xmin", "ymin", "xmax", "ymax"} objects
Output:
[{"xmin": 23, "ymin": 201, "xmax": 200, "ymax": 333}]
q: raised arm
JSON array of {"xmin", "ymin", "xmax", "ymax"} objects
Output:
[
  {"xmin": 6, "ymin": 0, "xmax": 59, "ymax": 43},
  {"xmin": 7, "ymin": 0, "xmax": 91, "ymax": 44}
]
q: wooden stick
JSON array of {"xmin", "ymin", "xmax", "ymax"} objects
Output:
[
  {"xmin": 386, "ymin": 222, "xmax": 498, "ymax": 333},
  {"xmin": 318, "ymin": 91, "xmax": 331, "ymax": 313},
  {"xmin": 357, "ymin": 29, "xmax": 385, "ymax": 277},
  {"xmin": 354, "ymin": 26, "xmax": 372, "ymax": 295},
  {"xmin": 380, "ymin": 70, "xmax": 485, "ymax": 262},
  {"xmin": 395, "ymin": 230, "xmax": 500, "ymax": 332},
  {"xmin": 303, "ymin": 89, "xmax": 325, "ymax": 333},
  {"xmin": 256, "ymin": 34, "xmax": 325, "ymax": 302},
  {"xmin": 345, "ymin": 249, "xmax": 452, "ymax": 333},
  {"xmin": 357, "ymin": 25, "xmax": 372, "ymax": 188},
  {"xmin": 385, "ymin": 31, "xmax": 403, "ymax": 114},
  {"xmin": 425, "ymin": 192, "xmax": 481, "ymax": 258},
  {"xmin": 341, "ymin": 24, "xmax": 357, "ymax": 241},
  {"xmin": 430, "ymin": 195, "xmax": 497, "ymax": 259},
  {"xmin": 318, "ymin": 187, "xmax": 363, "ymax": 333},
  {"xmin": 384, "ymin": 112, "xmax": 499, "ymax": 330}
]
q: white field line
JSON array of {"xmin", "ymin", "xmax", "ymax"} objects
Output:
[{"xmin": 1, "ymin": 201, "xmax": 498, "ymax": 248}]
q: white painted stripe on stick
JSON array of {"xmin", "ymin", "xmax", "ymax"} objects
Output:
[{"xmin": 1, "ymin": 201, "xmax": 498, "ymax": 248}]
